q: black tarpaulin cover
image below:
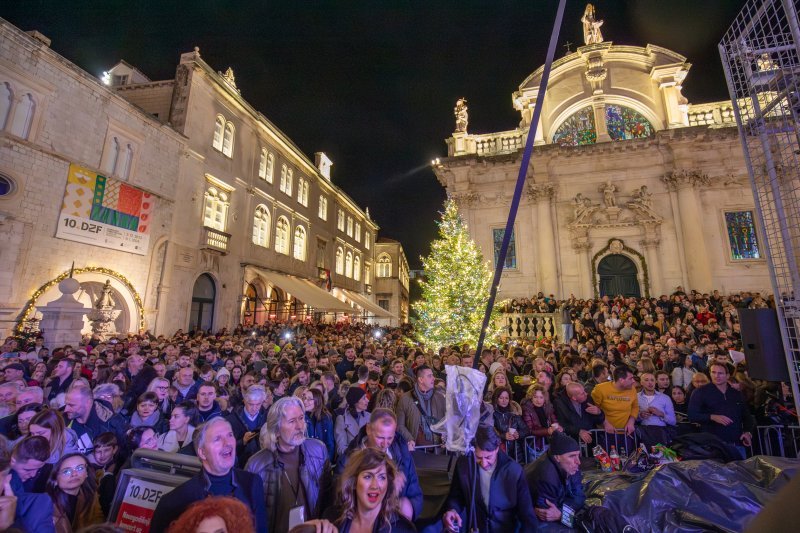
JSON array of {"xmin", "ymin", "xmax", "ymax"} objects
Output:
[{"xmin": 581, "ymin": 456, "xmax": 799, "ymax": 532}]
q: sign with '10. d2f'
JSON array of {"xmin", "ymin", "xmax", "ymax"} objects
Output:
[
  {"xmin": 115, "ymin": 476, "xmax": 174, "ymax": 533},
  {"xmin": 55, "ymin": 164, "xmax": 153, "ymax": 255}
]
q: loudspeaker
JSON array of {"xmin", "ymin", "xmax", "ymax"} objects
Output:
[{"xmin": 738, "ymin": 308, "xmax": 790, "ymax": 382}]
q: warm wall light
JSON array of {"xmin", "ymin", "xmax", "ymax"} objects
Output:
[{"xmin": 101, "ymin": 71, "xmax": 111, "ymax": 86}]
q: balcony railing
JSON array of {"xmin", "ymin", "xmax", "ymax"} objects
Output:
[
  {"xmin": 686, "ymin": 100, "xmax": 737, "ymax": 127},
  {"xmin": 502, "ymin": 312, "xmax": 562, "ymax": 340},
  {"xmin": 202, "ymin": 226, "xmax": 230, "ymax": 254},
  {"xmin": 448, "ymin": 129, "xmax": 527, "ymax": 157}
]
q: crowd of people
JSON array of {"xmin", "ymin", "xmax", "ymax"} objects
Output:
[{"xmin": 0, "ymin": 287, "xmax": 795, "ymax": 532}]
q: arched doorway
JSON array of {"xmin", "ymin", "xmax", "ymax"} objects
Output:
[
  {"xmin": 190, "ymin": 274, "xmax": 216, "ymax": 331},
  {"xmin": 598, "ymin": 254, "xmax": 641, "ymax": 297}
]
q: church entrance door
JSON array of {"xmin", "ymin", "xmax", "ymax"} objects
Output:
[{"xmin": 598, "ymin": 254, "xmax": 640, "ymax": 297}]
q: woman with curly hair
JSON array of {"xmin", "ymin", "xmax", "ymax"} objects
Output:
[
  {"xmin": 167, "ymin": 496, "xmax": 256, "ymax": 533},
  {"xmin": 325, "ymin": 447, "xmax": 415, "ymax": 533}
]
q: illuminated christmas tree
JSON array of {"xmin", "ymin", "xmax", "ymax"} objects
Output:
[{"xmin": 415, "ymin": 198, "xmax": 501, "ymax": 349}]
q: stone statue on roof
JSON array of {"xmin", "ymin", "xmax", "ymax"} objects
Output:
[
  {"xmin": 454, "ymin": 98, "xmax": 469, "ymax": 133},
  {"xmin": 581, "ymin": 4, "xmax": 604, "ymax": 45}
]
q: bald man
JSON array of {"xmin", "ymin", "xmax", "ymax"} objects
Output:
[{"xmin": 554, "ymin": 382, "xmax": 605, "ymax": 445}]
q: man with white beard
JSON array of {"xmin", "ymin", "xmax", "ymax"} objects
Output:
[
  {"xmin": 150, "ymin": 417, "xmax": 267, "ymax": 531},
  {"xmin": 246, "ymin": 396, "xmax": 333, "ymax": 532}
]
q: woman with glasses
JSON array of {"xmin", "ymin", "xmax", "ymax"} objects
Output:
[
  {"xmin": 146, "ymin": 377, "xmax": 173, "ymax": 418},
  {"xmin": 303, "ymin": 387, "xmax": 335, "ymax": 461},
  {"xmin": 46, "ymin": 453, "xmax": 102, "ymax": 532}
]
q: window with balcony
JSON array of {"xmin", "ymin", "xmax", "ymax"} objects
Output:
[
  {"xmin": 275, "ymin": 216, "xmax": 290, "ymax": 255},
  {"xmin": 318, "ymin": 195, "xmax": 328, "ymax": 220},
  {"xmin": 203, "ymin": 187, "xmax": 229, "ymax": 231},
  {"xmin": 377, "ymin": 253, "xmax": 392, "ymax": 278},
  {"xmin": 335, "ymin": 247, "xmax": 344, "ymax": 274},
  {"xmin": 252, "ymin": 205, "xmax": 270, "ymax": 247},
  {"xmin": 293, "ymin": 225, "xmax": 307, "ymax": 260}
]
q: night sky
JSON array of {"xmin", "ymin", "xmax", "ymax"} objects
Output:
[{"xmin": 2, "ymin": 1, "xmax": 747, "ymax": 268}]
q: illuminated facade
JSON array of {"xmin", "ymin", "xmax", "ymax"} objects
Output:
[
  {"xmin": 0, "ymin": 19, "xmax": 398, "ymax": 338},
  {"xmin": 432, "ymin": 13, "xmax": 770, "ymax": 299},
  {"xmin": 373, "ymin": 238, "xmax": 410, "ymax": 326}
]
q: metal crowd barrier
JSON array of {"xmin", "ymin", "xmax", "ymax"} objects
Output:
[
  {"xmin": 584, "ymin": 429, "xmax": 639, "ymax": 459},
  {"xmin": 749, "ymin": 424, "xmax": 800, "ymax": 458},
  {"xmin": 503, "ymin": 436, "xmax": 548, "ymax": 464}
]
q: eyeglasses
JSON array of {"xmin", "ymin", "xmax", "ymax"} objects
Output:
[{"xmin": 59, "ymin": 464, "xmax": 87, "ymax": 477}]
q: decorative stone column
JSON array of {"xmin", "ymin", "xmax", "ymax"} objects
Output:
[
  {"xmin": 640, "ymin": 237, "xmax": 662, "ymax": 297},
  {"xmin": 529, "ymin": 184, "xmax": 558, "ymax": 295},
  {"xmin": 573, "ymin": 238, "xmax": 594, "ymax": 298},
  {"xmin": 38, "ymin": 277, "xmax": 91, "ymax": 350},
  {"xmin": 662, "ymin": 170, "xmax": 713, "ymax": 291}
]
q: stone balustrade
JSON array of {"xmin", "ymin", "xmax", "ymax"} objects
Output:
[
  {"xmin": 686, "ymin": 100, "xmax": 737, "ymax": 127},
  {"xmin": 502, "ymin": 312, "xmax": 562, "ymax": 340},
  {"xmin": 448, "ymin": 129, "xmax": 526, "ymax": 157},
  {"xmin": 202, "ymin": 226, "xmax": 230, "ymax": 254}
]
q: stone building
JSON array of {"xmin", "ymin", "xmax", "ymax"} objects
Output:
[
  {"xmin": 432, "ymin": 9, "xmax": 771, "ymax": 300},
  {"xmin": 0, "ymin": 18, "xmax": 396, "ymax": 339},
  {"xmin": 0, "ymin": 20, "xmax": 185, "ymax": 338},
  {"xmin": 373, "ymin": 237, "xmax": 410, "ymax": 326}
]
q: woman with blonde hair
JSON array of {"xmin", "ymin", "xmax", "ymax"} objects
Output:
[
  {"xmin": 325, "ymin": 447, "xmax": 415, "ymax": 532},
  {"xmin": 484, "ymin": 369, "xmax": 510, "ymax": 402}
]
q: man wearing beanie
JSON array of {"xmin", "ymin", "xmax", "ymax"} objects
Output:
[
  {"xmin": 333, "ymin": 385, "xmax": 370, "ymax": 455},
  {"xmin": 526, "ymin": 432, "xmax": 635, "ymax": 531}
]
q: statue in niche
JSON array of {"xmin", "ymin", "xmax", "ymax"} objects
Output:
[
  {"xmin": 454, "ymin": 98, "xmax": 469, "ymax": 133},
  {"xmin": 95, "ymin": 279, "xmax": 116, "ymax": 309},
  {"xmin": 631, "ymin": 185, "xmax": 653, "ymax": 210},
  {"xmin": 600, "ymin": 181, "xmax": 617, "ymax": 208},
  {"xmin": 581, "ymin": 4, "xmax": 604, "ymax": 45}
]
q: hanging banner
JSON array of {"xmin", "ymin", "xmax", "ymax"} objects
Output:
[{"xmin": 55, "ymin": 164, "xmax": 152, "ymax": 255}]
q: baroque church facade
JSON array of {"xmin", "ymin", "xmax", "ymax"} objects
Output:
[{"xmin": 433, "ymin": 8, "xmax": 770, "ymax": 300}]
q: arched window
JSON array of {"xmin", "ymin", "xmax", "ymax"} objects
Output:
[
  {"xmin": 552, "ymin": 104, "xmax": 653, "ymax": 146},
  {"xmin": 377, "ymin": 253, "xmax": 392, "ymax": 278},
  {"xmin": 0, "ymin": 82, "xmax": 12, "ymax": 130},
  {"xmin": 345, "ymin": 251, "xmax": 353, "ymax": 278},
  {"xmin": 121, "ymin": 144, "xmax": 133, "ymax": 179},
  {"xmin": 212, "ymin": 115, "xmax": 225, "ymax": 151},
  {"xmin": 335, "ymin": 247, "xmax": 344, "ymax": 275},
  {"xmin": 222, "ymin": 122, "xmax": 235, "ymax": 157},
  {"xmin": 203, "ymin": 187, "xmax": 229, "ymax": 231},
  {"xmin": 355, "ymin": 222, "xmax": 361, "ymax": 242},
  {"xmin": 280, "ymin": 164, "xmax": 289, "ymax": 193},
  {"xmin": 258, "ymin": 149, "xmax": 268, "ymax": 179},
  {"xmin": 354, "ymin": 255, "xmax": 361, "ymax": 281},
  {"xmin": 266, "ymin": 153, "xmax": 275, "ymax": 183},
  {"xmin": 275, "ymin": 216, "xmax": 290, "ymax": 255},
  {"xmin": 252, "ymin": 205, "xmax": 270, "ymax": 247},
  {"xmin": 10, "ymin": 93, "xmax": 34, "ymax": 139},
  {"xmin": 293, "ymin": 225, "xmax": 306, "ymax": 260}
]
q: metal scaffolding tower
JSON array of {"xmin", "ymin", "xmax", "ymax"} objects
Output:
[{"xmin": 720, "ymin": 0, "xmax": 800, "ymax": 417}]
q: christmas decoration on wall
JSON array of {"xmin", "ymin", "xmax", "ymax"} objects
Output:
[{"xmin": 415, "ymin": 199, "xmax": 501, "ymax": 348}]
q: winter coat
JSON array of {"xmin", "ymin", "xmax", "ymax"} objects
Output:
[
  {"xmin": 492, "ymin": 407, "xmax": 530, "ymax": 462},
  {"xmin": 150, "ymin": 468, "xmax": 267, "ymax": 533},
  {"xmin": 226, "ymin": 406, "xmax": 268, "ymax": 465},
  {"xmin": 52, "ymin": 489, "xmax": 104, "ymax": 533},
  {"xmin": 157, "ymin": 425, "xmax": 196, "ymax": 453},
  {"xmin": 446, "ymin": 451, "xmax": 539, "ymax": 532},
  {"xmin": 305, "ymin": 412, "xmax": 335, "ymax": 461},
  {"xmin": 245, "ymin": 438, "xmax": 332, "ymax": 533},
  {"xmin": 334, "ymin": 408, "xmax": 369, "ymax": 456},
  {"xmin": 395, "ymin": 388, "xmax": 446, "ymax": 445},
  {"xmin": 521, "ymin": 398, "xmax": 558, "ymax": 449},
  {"xmin": 525, "ymin": 451, "xmax": 585, "ymax": 514}
]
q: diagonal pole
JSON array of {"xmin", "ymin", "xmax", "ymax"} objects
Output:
[{"xmin": 474, "ymin": 0, "xmax": 567, "ymax": 367}]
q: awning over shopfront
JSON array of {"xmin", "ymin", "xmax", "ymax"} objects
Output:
[
  {"xmin": 336, "ymin": 288, "xmax": 396, "ymax": 319},
  {"xmin": 248, "ymin": 266, "xmax": 354, "ymax": 313}
]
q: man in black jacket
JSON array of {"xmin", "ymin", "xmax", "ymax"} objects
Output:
[
  {"xmin": 554, "ymin": 382, "xmax": 605, "ymax": 446},
  {"xmin": 225, "ymin": 384, "xmax": 268, "ymax": 465},
  {"xmin": 443, "ymin": 426, "xmax": 538, "ymax": 532},
  {"xmin": 151, "ymin": 417, "xmax": 267, "ymax": 532}
]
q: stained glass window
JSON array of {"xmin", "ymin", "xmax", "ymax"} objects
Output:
[
  {"xmin": 725, "ymin": 210, "xmax": 761, "ymax": 260},
  {"xmin": 605, "ymin": 104, "xmax": 653, "ymax": 141},
  {"xmin": 552, "ymin": 104, "xmax": 654, "ymax": 146},
  {"xmin": 493, "ymin": 228, "xmax": 517, "ymax": 269},
  {"xmin": 553, "ymin": 106, "xmax": 596, "ymax": 146}
]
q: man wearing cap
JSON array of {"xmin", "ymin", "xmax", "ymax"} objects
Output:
[
  {"xmin": 526, "ymin": 432, "xmax": 634, "ymax": 531},
  {"xmin": 3, "ymin": 363, "xmax": 28, "ymax": 385}
]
